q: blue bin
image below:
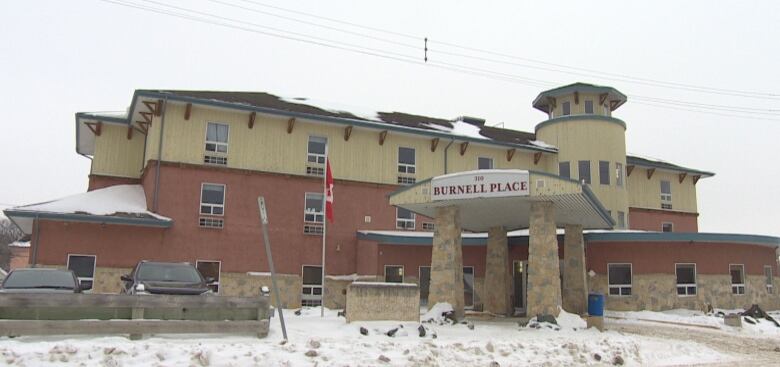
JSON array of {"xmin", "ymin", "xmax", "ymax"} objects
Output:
[{"xmin": 588, "ymin": 293, "xmax": 605, "ymax": 316}]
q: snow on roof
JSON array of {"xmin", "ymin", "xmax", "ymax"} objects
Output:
[
  {"xmin": 82, "ymin": 111, "xmax": 129, "ymax": 119},
  {"xmin": 359, "ymin": 228, "xmax": 648, "ymax": 239},
  {"xmin": 8, "ymin": 241, "xmax": 30, "ymax": 248},
  {"xmin": 10, "ymin": 185, "xmax": 170, "ymax": 221},
  {"xmin": 279, "ymin": 95, "xmax": 380, "ymax": 121},
  {"xmin": 529, "ymin": 140, "xmax": 557, "ymax": 149}
]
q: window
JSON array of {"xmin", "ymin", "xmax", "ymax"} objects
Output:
[
  {"xmin": 765, "ymin": 265, "xmax": 774, "ymax": 294},
  {"xmin": 615, "ymin": 162, "xmax": 624, "ymax": 187},
  {"xmin": 578, "ymin": 160, "xmax": 591, "ymax": 184},
  {"xmin": 304, "ymin": 193, "xmax": 324, "ymax": 223},
  {"xmin": 302, "ymin": 266, "xmax": 323, "ymax": 307},
  {"xmin": 196, "ymin": 260, "xmax": 221, "ymax": 294},
  {"xmin": 661, "ymin": 180, "xmax": 672, "ymax": 209},
  {"xmin": 398, "ymin": 147, "xmax": 416, "ymax": 174},
  {"xmin": 599, "ymin": 161, "xmax": 610, "ymax": 185},
  {"xmin": 385, "ymin": 265, "xmax": 404, "ymax": 283},
  {"xmin": 584, "ymin": 100, "xmax": 594, "ymax": 114},
  {"xmin": 562, "ymin": 101, "xmax": 571, "ymax": 116},
  {"xmin": 676, "ymin": 263, "xmax": 697, "ymax": 296},
  {"xmin": 422, "ymin": 222, "xmax": 435, "ymax": 231},
  {"xmin": 559, "ymin": 161, "xmax": 570, "ymax": 179},
  {"xmin": 200, "ymin": 184, "xmax": 225, "ymax": 216},
  {"xmin": 67, "ymin": 254, "xmax": 96, "ymax": 291},
  {"xmin": 617, "ymin": 211, "xmax": 626, "ymax": 229},
  {"xmin": 205, "ymin": 122, "xmax": 229, "ymax": 154},
  {"xmin": 730, "ymin": 264, "xmax": 745, "ymax": 295},
  {"xmin": 478, "ymin": 157, "xmax": 493, "ymax": 170},
  {"xmin": 199, "ymin": 217, "xmax": 224, "ymax": 229},
  {"xmin": 396, "ymin": 207, "xmax": 415, "ymax": 230},
  {"xmin": 662, "ymin": 222, "xmax": 673, "ymax": 232},
  {"xmin": 608, "ymin": 263, "xmax": 632, "ymax": 296},
  {"xmin": 307, "ymin": 136, "xmax": 327, "ymax": 164}
]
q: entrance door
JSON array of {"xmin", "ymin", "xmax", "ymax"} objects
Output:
[
  {"xmin": 301, "ymin": 265, "xmax": 323, "ymax": 307},
  {"xmin": 513, "ymin": 260, "xmax": 527, "ymax": 315},
  {"xmin": 463, "ymin": 266, "xmax": 475, "ymax": 309}
]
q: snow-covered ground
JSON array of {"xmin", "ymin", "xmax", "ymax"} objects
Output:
[
  {"xmin": 607, "ymin": 308, "xmax": 780, "ymax": 337},
  {"xmin": 0, "ymin": 306, "xmax": 743, "ymax": 366}
]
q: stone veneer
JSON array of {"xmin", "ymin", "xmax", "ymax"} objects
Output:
[
  {"xmin": 526, "ymin": 201, "xmax": 562, "ymax": 317},
  {"xmin": 483, "ymin": 226, "xmax": 511, "ymax": 315},
  {"xmin": 429, "ymin": 206, "xmax": 466, "ymax": 319},
  {"xmin": 346, "ymin": 282, "xmax": 419, "ymax": 322},
  {"xmin": 562, "ymin": 225, "xmax": 587, "ymax": 314}
]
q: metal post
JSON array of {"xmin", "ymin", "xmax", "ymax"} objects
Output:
[
  {"xmin": 320, "ymin": 145, "xmax": 328, "ymax": 317},
  {"xmin": 257, "ymin": 197, "xmax": 287, "ymax": 341}
]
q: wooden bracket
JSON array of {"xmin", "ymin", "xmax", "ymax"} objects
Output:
[
  {"xmin": 142, "ymin": 100, "xmax": 161, "ymax": 116},
  {"xmin": 85, "ymin": 121, "xmax": 102, "ymax": 136},
  {"xmin": 344, "ymin": 126, "xmax": 353, "ymax": 141},
  {"xmin": 286, "ymin": 118, "xmax": 295, "ymax": 134},
  {"xmin": 546, "ymin": 96, "xmax": 557, "ymax": 110},
  {"xmin": 533, "ymin": 152, "xmax": 542, "ymax": 165},
  {"xmin": 610, "ymin": 100, "xmax": 619, "ymax": 110},
  {"xmin": 248, "ymin": 112, "xmax": 256, "ymax": 129},
  {"xmin": 139, "ymin": 111, "xmax": 153, "ymax": 124},
  {"xmin": 126, "ymin": 126, "xmax": 133, "ymax": 140},
  {"xmin": 692, "ymin": 175, "xmax": 701, "ymax": 185},
  {"xmin": 506, "ymin": 148, "xmax": 515, "ymax": 162},
  {"xmin": 378, "ymin": 130, "xmax": 388, "ymax": 145},
  {"xmin": 184, "ymin": 103, "xmax": 192, "ymax": 120},
  {"xmin": 599, "ymin": 93, "xmax": 608, "ymax": 105},
  {"xmin": 678, "ymin": 172, "xmax": 687, "ymax": 183},
  {"xmin": 430, "ymin": 138, "xmax": 439, "ymax": 152},
  {"xmin": 135, "ymin": 121, "xmax": 150, "ymax": 135},
  {"xmin": 574, "ymin": 91, "xmax": 579, "ymax": 105},
  {"xmin": 459, "ymin": 142, "xmax": 469, "ymax": 156},
  {"xmin": 646, "ymin": 168, "xmax": 655, "ymax": 180},
  {"xmin": 626, "ymin": 165, "xmax": 635, "ymax": 177},
  {"xmin": 133, "ymin": 125, "xmax": 147, "ymax": 135}
]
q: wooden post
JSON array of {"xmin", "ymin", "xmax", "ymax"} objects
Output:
[{"xmin": 129, "ymin": 307, "xmax": 144, "ymax": 340}]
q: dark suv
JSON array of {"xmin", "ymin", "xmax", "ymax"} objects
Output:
[
  {"xmin": 121, "ymin": 261, "xmax": 213, "ymax": 295},
  {"xmin": 0, "ymin": 268, "xmax": 81, "ymax": 293}
]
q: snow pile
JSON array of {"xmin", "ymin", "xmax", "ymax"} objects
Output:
[
  {"xmin": 608, "ymin": 308, "xmax": 780, "ymax": 336},
  {"xmin": 556, "ymin": 308, "xmax": 588, "ymax": 329},
  {"xmin": 325, "ymin": 273, "xmax": 375, "ymax": 281},
  {"xmin": 423, "ymin": 120, "xmax": 489, "ymax": 140},
  {"xmin": 279, "ymin": 96, "xmax": 379, "ymax": 121},
  {"xmin": 8, "ymin": 241, "xmax": 30, "ymax": 248},
  {"xmin": 529, "ymin": 140, "xmax": 557, "ymax": 150},
  {"xmin": 10, "ymin": 185, "xmax": 169, "ymax": 220},
  {"xmin": 421, "ymin": 302, "xmax": 454, "ymax": 323}
]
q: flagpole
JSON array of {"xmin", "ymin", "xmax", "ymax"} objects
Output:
[{"xmin": 320, "ymin": 145, "xmax": 328, "ymax": 318}]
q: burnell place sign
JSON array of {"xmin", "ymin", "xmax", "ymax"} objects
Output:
[{"xmin": 431, "ymin": 170, "xmax": 530, "ymax": 201}]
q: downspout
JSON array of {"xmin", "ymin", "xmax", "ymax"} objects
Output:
[
  {"xmin": 30, "ymin": 214, "xmax": 40, "ymax": 268},
  {"xmin": 443, "ymin": 139, "xmax": 455, "ymax": 174},
  {"xmin": 152, "ymin": 98, "xmax": 168, "ymax": 212}
]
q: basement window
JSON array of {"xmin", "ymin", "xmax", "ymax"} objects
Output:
[
  {"xmin": 67, "ymin": 254, "xmax": 96, "ymax": 292},
  {"xmin": 676, "ymin": 263, "xmax": 697, "ymax": 296},
  {"xmin": 765, "ymin": 266, "xmax": 774, "ymax": 294},
  {"xmin": 730, "ymin": 264, "xmax": 745, "ymax": 295},
  {"xmin": 384, "ymin": 265, "xmax": 404, "ymax": 283},
  {"xmin": 396, "ymin": 207, "xmax": 415, "ymax": 230},
  {"xmin": 608, "ymin": 263, "xmax": 632, "ymax": 296},
  {"xmin": 200, "ymin": 183, "xmax": 225, "ymax": 216},
  {"xmin": 302, "ymin": 265, "xmax": 323, "ymax": 307}
]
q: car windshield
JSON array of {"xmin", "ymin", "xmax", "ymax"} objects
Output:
[
  {"xmin": 2, "ymin": 269, "xmax": 76, "ymax": 289},
  {"xmin": 137, "ymin": 263, "xmax": 202, "ymax": 283}
]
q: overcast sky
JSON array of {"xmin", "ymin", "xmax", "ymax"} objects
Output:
[{"xmin": 1, "ymin": 0, "xmax": 778, "ymax": 236}]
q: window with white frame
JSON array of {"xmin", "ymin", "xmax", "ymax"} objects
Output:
[
  {"xmin": 67, "ymin": 254, "xmax": 96, "ymax": 291},
  {"xmin": 660, "ymin": 180, "xmax": 672, "ymax": 209},
  {"xmin": 384, "ymin": 265, "xmax": 404, "ymax": 283},
  {"xmin": 608, "ymin": 263, "xmax": 632, "ymax": 296},
  {"xmin": 396, "ymin": 207, "xmax": 415, "ymax": 230},
  {"xmin": 205, "ymin": 122, "xmax": 229, "ymax": 154},
  {"xmin": 304, "ymin": 193, "xmax": 324, "ymax": 223},
  {"xmin": 765, "ymin": 265, "xmax": 774, "ymax": 294},
  {"xmin": 301, "ymin": 265, "xmax": 323, "ymax": 307},
  {"xmin": 422, "ymin": 222, "xmax": 435, "ymax": 231},
  {"xmin": 730, "ymin": 264, "xmax": 745, "ymax": 295},
  {"xmin": 200, "ymin": 184, "xmax": 225, "ymax": 216},
  {"xmin": 307, "ymin": 136, "xmax": 327, "ymax": 176},
  {"xmin": 398, "ymin": 147, "xmax": 416, "ymax": 175},
  {"xmin": 196, "ymin": 260, "xmax": 221, "ymax": 293},
  {"xmin": 562, "ymin": 101, "xmax": 571, "ymax": 116},
  {"xmin": 676, "ymin": 263, "xmax": 697, "ymax": 296},
  {"xmin": 478, "ymin": 157, "xmax": 493, "ymax": 170},
  {"xmin": 615, "ymin": 162, "xmax": 624, "ymax": 187},
  {"xmin": 662, "ymin": 222, "xmax": 674, "ymax": 232}
]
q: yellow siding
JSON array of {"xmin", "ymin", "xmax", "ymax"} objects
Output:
[
  {"xmin": 548, "ymin": 93, "xmax": 612, "ymax": 118},
  {"xmin": 91, "ymin": 123, "xmax": 145, "ymax": 178},
  {"xmin": 627, "ymin": 168, "xmax": 698, "ymax": 213}
]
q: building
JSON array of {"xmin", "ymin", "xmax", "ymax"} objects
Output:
[{"xmin": 4, "ymin": 83, "xmax": 779, "ymax": 314}]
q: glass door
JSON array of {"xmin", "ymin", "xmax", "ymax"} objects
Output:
[{"xmin": 463, "ymin": 267, "xmax": 475, "ymax": 309}]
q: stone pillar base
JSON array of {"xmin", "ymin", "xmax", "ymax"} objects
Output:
[
  {"xmin": 562, "ymin": 224, "xmax": 587, "ymax": 315},
  {"xmin": 484, "ymin": 226, "xmax": 511, "ymax": 315},
  {"xmin": 526, "ymin": 201, "xmax": 562, "ymax": 317},
  {"xmin": 429, "ymin": 206, "xmax": 465, "ymax": 319}
]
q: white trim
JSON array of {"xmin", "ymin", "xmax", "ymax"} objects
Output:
[
  {"xmin": 301, "ymin": 264, "xmax": 324, "ymax": 307},
  {"xmin": 199, "ymin": 182, "xmax": 226, "ymax": 217},
  {"xmin": 307, "ymin": 135, "xmax": 327, "ymax": 166},
  {"xmin": 674, "ymin": 263, "xmax": 697, "ymax": 297},
  {"xmin": 195, "ymin": 259, "xmax": 222, "ymax": 294},
  {"xmin": 303, "ymin": 192, "xmax": 324, "ymax": 223},
  {"xmin": 204, "ymin": 121, "xmax": 230, "ymax": 154},
  {"xmin": 384, "ymin": 264, "xmax": 404, "ymax": 283},
  {"xmin": 66, "ymin": 253, "xmax": 96, "ymax": 292},
  {"xmin": 397, "ymin": 146, "xmax": 416, "ymax": 175},
  {"xmin": 607, "ymin": 263, "xmax": 632, "ymax": 297},
  {"xmin": 729, "ymin": 263, "xmax": 746, "ymax": 295},
  {"xmin": 477, "ymin": 156, "xmax": 494, "ymax": 170}
]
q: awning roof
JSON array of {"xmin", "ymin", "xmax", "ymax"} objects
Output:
[
  {"xmin": 3, "ymin": 185, "xmax": 172, "ymax": 234},
  {"xmin": 389, "ymin": 170, "xmax": 613, "ymax": 232}
]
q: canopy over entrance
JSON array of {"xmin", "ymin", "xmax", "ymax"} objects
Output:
[{"xmin": 389, "ymin": 170, "xmax": 613, "ymax": 232}]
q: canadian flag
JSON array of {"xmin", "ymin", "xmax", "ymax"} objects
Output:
[{"xmin": 325, "ymin": 159, "xmax": 334, "ymax": 223}]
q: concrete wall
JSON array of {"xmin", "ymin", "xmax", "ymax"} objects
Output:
[
  {"xmin": 346, "ymin": 282, "xmax": 419, "ymax": 322},
  {"xmin": 629, "ymin": 207, "xmax": 698, "ymax": 232}
]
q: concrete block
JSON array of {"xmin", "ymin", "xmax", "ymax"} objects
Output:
[
  {"xmin": 346, "ymin": 282, "xmax": 419, "ymax": 323},
  {"xmin": 586, "ymin": 315, "xmax": 604, "ymax": 331},
  {"xmin": 724, "ymin": 314, "xmax": 742, "ymax": 328}
]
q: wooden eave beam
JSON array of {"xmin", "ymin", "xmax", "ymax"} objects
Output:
[
  {"xmin": 286, "ymin": 118, "xmax": 295, "ymax": 134},
  {"xmin": 506, "ymin": 148, "xmax": 515, "ymax": 162},
  {"xmin": 646, "ymin": 168, "xmax": 655, "ymax": 180},
  {"xmin": 533, "ymin": 152, "xmax": 542, "ymax": 165},
  {"xmin": 599, "ymin": 93, "xmax": 608, "ymax": 105},
  {"xmin": 678, "ymin": 172, "xmax": 687, "ymax": 183},
  {"xmin": 184, "ymin": 103, "xmax": 192, "ymax": 120},
  {"xmin": 126, "ymin": 126, "xmax": 133, "ymax": 140},
  {"xmin": 574, "ymin": 91, "xmax": 579, "ymax": 104},
  {"xmin": 344, "ymin": 126, "xmax": 353, "ymax": 141},
  {"xmin": 459, "ymin": 142, "xmax": 469, "ymax": 156},
  {"xmin": 85, "ymin": 121, "xmax": 102, "ymax": 136},
  {"xmin": 609, "ymin": 100, "xmax": 619, "ymax": 110},
  {"xmin": 626, "ymin": 165, "xmax": 635, "ymax": 177},
  {"xmin": 692, "ymin": 175, "xmax": 701, "ymax": 185},
  {"xmin": 378, "ymin": 130, "xmax": 388, "ymax": 145},
  {"xmin": 248, "ymin": 112, "xmax": 256, "ymax": 129},
  {"xmin": 430, "ymin": 138, "xmax": 439, "ymax": 152}
]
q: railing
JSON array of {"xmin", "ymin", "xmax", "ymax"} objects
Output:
[{"xmin": 0, "ymin": 293, "xmax": 270, "ymax": 339}]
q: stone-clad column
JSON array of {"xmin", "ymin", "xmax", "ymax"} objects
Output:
[
  {"xmin": 562, "ymin": 224, "xmax": 587, "ymax": 315},
  {"xmin": 526, "ymin": 201, "xmax": 562, "ymax": 317},
  {"xmin": 484, "ymin": 226, "xmax": 511, "ymax": 315},
  {"xmin": 429, "ymin": 206, "xmax": 465, "ymax": 320}
]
